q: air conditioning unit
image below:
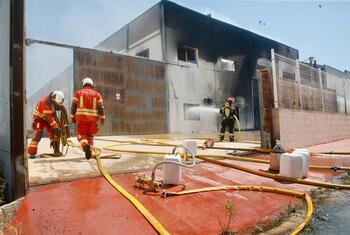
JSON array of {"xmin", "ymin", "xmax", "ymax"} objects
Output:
[{"xmin": 218, "ymin": 58, "xmax": 235, "ymax": 72}]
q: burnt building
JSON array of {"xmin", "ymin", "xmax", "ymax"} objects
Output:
[
  {"xmin": 27, "ymin": 0, "xmax": 350, "ymax": 147},
  {"xmin": 93, "ymin": 0, "xmax": 298, "ymax": 133}
]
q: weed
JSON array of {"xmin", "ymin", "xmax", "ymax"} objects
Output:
[
  {"xmin": 310, "ymin": 188, "xmax": 325, "ymax": 205},
  {"xmin": 341, "ymin": 173, "xmax": 350, "ymax": 185},
  {"xmin": 219, "ymin": 200, "xmax": 236, "ymax": 235},
  {"xmin": 250, "ymin": 203, "xmax": 300, "ymax": 234}
]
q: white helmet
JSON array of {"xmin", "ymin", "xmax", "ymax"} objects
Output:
[
  {"xmin": 82, "ymin": 77, "xmax": 94, "ymax": 87},
  {"xmin": 52, "ymin": 91, "xmax": 65, "ymax": 104}
]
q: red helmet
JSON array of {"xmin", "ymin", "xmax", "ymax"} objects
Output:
[
  {"xmin": 226, "ymin": 97, "xmax": 234, "ymax": 104},
  {"xmin": 204, "ymin": 139, "xmax": 214, "ymax": 148}
]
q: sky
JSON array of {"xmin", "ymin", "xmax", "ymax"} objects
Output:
[{"xmin": 26, "ymin": 0, "xmax": 350, "ymax": 96}]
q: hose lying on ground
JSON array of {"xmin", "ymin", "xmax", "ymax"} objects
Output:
[
  {"xmin": 197, "ymin": 156, "xmax": 350, "ymax": 190},
  {"xmin": 197, "ymin": 153, "xmax": 350, "ymax": 171},
  {"xmin": 162, "ymin": 185, "xmax": 313, "ymax": 235},
  {"xmin": 95, "ymin": 154, "xmax": 170, "ymax": 235}
]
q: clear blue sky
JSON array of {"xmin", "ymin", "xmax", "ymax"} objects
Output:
[{"xmin": 26, "ymin": 0, "xmax": 350, "ymax": 96}]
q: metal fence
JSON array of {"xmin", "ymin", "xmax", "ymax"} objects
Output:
[{"xmin": 271, "ymin": 49, "xmax": 348, "ymax": 113}]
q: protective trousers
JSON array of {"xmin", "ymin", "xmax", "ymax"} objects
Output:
[
  {"xmin": 76, "ymin": 121, "xmax": 98, "ymax": 153},
  {"xmin": 28, "ymin": 120, "xmax": 54, "ymax": 155},
  {"xmin": 220, "ymin": 118, "xmax": 235, "ymax": 142}
]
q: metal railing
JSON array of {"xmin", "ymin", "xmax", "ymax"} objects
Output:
[{"xmin": 271, "ymin": 49, "xmax": 348, "ymax": 113}]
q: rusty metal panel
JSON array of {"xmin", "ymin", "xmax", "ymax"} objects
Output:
[
  {"xmin": 74, "ymin": 48, "xmax": 167, "ymax": 135},
  {"xmin": 259, "ymin": 69, "xmax": 274, "ymax": 148},
  {"xmin": 277, "ymin": 78, "xmax": 301, "ymax": 109}
]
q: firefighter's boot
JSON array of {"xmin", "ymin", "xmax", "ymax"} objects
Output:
[
  {"xmin": 29, "ymin": 155, "xmax": 36, "ymax": 159},
  {"xmin": 229, "ymin": 136, "xmax": 234, "ymax": 142},
  {"xmin": 84, "ymin": 144, "xmax": 92, "ymax": 160},
  {"xmin": 53, "ymin": 141, "xmax": 62, "ymax": 156}
]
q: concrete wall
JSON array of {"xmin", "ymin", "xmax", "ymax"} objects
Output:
[
  {"xmin": 166, "ymin": 27, "xmax": 255, "ymax": 133},
  {"xmin": 166, "ymin": 62, "xmax": 219, "ymax": 134},
  {"xmin": 26, "ymin": 66, "xmax": 73, "ymax": 135},
  {"xmin": 272, "ymin": 108, "xmax": 350, "ymax": 147},
  {"xmin": 0, "ymin": 0, "xmax": 12, "ymax": 197},
  {"xmin": 127, "ymin": 30, "xmax": 163, "ymax": 61}
]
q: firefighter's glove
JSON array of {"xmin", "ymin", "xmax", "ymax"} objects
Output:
[
  {"xmin": 53, "ymin": 128, "xmax": 61, "ymax": 136},
  {"xmin": 100, "ymin": 119, "xmax": 105, "ymax": 126}
]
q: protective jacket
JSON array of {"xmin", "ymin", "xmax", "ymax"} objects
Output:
[
  {"xmin": 71, "ymin": 87, "xmax": 105, "ymax": 122},
  {"xmin": 33, "ymin": 95, "xmax": 58, "ymax": 129},
  {"xmin": 220, "ymin": 105, "xmax": 238, "ymax": 120},
  {"xmin": 219, "ymin": 103, "xmax": 239, "ymax": 142},
  {"xmin": 28, "ymin": 94, "xmax": 60, "ymax": 156}
]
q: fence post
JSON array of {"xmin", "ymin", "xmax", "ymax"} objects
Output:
[
  {"xmin": 318, "ymin": 68, "xmax": 325, "ymax": 112},
  {"xmin": 271, "ymin": 49, "xmax": 279, "ymax": 108},
  {"xmin": 296, "ymin": 59, "xmax": 302, "ymax": 110}
]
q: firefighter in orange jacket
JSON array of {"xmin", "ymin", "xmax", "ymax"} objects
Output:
[
  {"xmin": 219, "ymin": 97, "xmax": 239, "ymax": 142},
  {"xmin": 27, "ymin": 91, "xmax": 65, "ymax": 159},
  {"xmin": 71, "ymin": 77, "xmax": 105, "ymax": 159}
]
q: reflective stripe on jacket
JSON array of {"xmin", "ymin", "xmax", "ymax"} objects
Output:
[
  {"xmin": 32, "ymin": 95, "xmax": 58, "ymax": 128},
  {"xmin": 71, "ymin": 87, "xmax": 105, "ymax": 122}
]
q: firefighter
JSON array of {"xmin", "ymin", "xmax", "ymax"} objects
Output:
[
  {"xmin": 71, "ymin": 77, "xmax": 105, "ymax": 160},
  {"xmin": 27, "ymin": 91, "xmax": 65, "ymax": 159},
  {"xmin": 219, "ymin": 97, "xmax": 239, "ymax": 142}
]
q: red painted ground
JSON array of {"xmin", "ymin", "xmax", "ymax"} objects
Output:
[
  {"xmin": 308, "ymin": 138, "xmax": 350, "ymax": 153},
  {"xmin": 7, "ymin": 139, "xmax": 350, "ymax": 235},
  {"xmin": 8, "ymin": 165, "xmax": 303, "ymax": 235}
]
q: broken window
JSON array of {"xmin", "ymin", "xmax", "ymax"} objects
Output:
[
  {"xmin": 177, "ymin": 45, "xmax": 198, "ymax": 64},
  {"xmin": 136, "ymin": 49, "xmax": 149, "ymax": 58}
]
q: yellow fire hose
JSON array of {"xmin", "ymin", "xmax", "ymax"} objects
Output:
[
  {"xmin": 66, "ymin": 140, "xmax": 169, "ymax": 234},
  {"xmin": 162, "ymin": 185, "xmax": 313, "ymax": 235},
  {"xmin": 101, "ymin": 143, "xmax": 350, "ymax": 171},
  {"xmin": 96, "ymin": 144, "xmax": 350, "ymax": 189},
  {"xmin": 65, "ymin": 138, "xmax": 349, "ymax": 234},
  {"xmin": 198, "ymin": 154, "xmax": 350, "ymax": 171},
  {"xmin": 94, "ymin": 154, "xmax": 170, "ymax": 235},
  {"xmin": 197, "ymin": 156, "xmax": 350, "ymax": 190}
]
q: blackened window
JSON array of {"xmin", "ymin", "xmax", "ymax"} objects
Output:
[
  {"xmin": 136, "ymin": 49, "xmax": 149, "ymax": 58},
  {"xmin": 177, "ymin": 45, "xmax": 198, "ymax": 63},
  {"xmin": 177, "ymin": 46, "xmax": 186, "ymax": 61}
]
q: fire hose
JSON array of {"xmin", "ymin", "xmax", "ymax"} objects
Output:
[
  {"xmin": 40, "ymin": 106, "xmax": 70, "ymax": 158},
  {"xmin": 162, "ymin": 185, "xmax": 313, "ymax": 235},
  {"xmin": 63, "ymin": 138, "xmax": 349, "ymax": 234}
]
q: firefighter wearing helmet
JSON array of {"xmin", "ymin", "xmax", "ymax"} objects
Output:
[
  {"xmin": 27, "ymin": 91, "xmax": 65, "ymax": 159},
  {"xmin": 71, "ymin": 77, "xmax": 105, "ymax": 159},
  {"xmin": 219, "ymin": 96, "xmax": 239, "ymax": 142}
]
